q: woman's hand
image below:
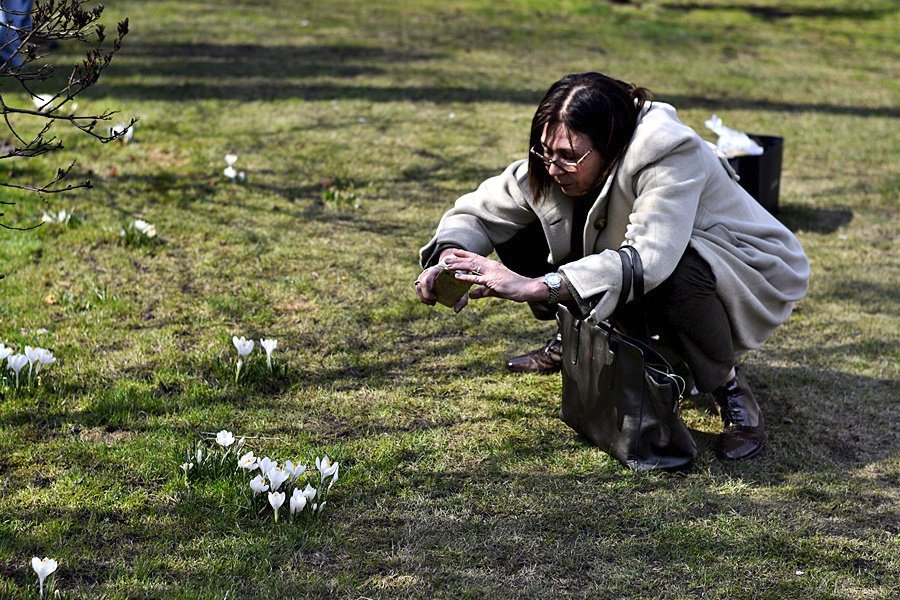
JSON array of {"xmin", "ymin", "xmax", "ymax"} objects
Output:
[
  {"xmin": 414, "ymin": 264, "xmax": 446, "ymax": 306},
  {"xmin": 443, "ymin": 249, "xmax": 548, "ymax": 307}
]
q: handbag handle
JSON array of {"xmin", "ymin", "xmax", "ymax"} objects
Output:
[
  {"xmin": 613, "ymin": 246, "xmax": 633, "ymax": 316},
  {"xmin": 613, "ymin": 245, "xmax": 643, "ymax": 315},
  {"xmin": 624, "ymin": 245, "xmax": 644, "ymax": 301}
]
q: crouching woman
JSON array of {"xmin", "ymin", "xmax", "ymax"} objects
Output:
[{"xmin": 415, "ymin": 72, "xmax": 809, "ymax": 460}]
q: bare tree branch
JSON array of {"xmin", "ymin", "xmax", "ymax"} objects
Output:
[{"xmin": 0, "ymin": 0, "xmax": 132, "ymax": 231}]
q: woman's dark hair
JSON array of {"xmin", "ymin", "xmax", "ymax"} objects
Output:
[{"xmin": 528, "ymin": 72, "xmax": 653, "ymax": 200}]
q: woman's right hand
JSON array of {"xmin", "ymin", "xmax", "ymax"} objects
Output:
[{"xmin": 414, "ymin": 264, "xmax": 445, "ymax": 306}]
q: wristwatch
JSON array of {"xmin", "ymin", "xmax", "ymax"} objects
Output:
[{"xmin": 543, "ymin": 272, "xmax": 562, "ymax": 305}]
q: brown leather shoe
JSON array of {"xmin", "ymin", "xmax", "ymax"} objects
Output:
[
  {"xmin": 713, "ymin": 372, "xmax": 765, "ymax": 460},
  {"xmin": 506, "ymin": 334, "xmax": 562, "ymax": 374}
]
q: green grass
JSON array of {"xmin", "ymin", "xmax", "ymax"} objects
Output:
[{"xmin": 0, "ymin": 0, "xmax": 897, "ymax": 597}]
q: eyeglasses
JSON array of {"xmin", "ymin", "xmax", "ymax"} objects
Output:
[{"xmin": 530, "ymin": 145, "xmax": 594, "ymax": 173}]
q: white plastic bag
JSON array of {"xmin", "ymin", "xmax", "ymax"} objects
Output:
[{"xmin": 704, "ymin": 114, "xmax": 763, "ymax": 158}]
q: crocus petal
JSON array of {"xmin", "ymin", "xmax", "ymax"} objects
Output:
[
  {"xmin": 250, "ymin": 475, "xmax": 269, "ymax": 496},
  {"xmin": 290, "ymin": 490, "xmax": 307, "ymax": 515},
  {"xmin": 267, "ymin": 467, "xmax": 289, "ymax": 491},
  {"xmin": 215, "ymin": 430, "xmax": 235, "ymax": 448},
  {"xmin": 8, "ymin": 354, "xmax": 28, "ymax": 374},
  {"xmin": 232, "ymin": 336, "xmax": 254, "ymax": 357},
  {"xmin": 268, "ymin": 491, "xmax": 285, "ymax": 511},
  {"xmin": 302, "ymin": 483, "xmax": 317, "ymax": 501},
  {"xmin": 31, "ymin": 556, "xmax": 58, "ymax": 578},
  {"xmin": 238, "ymin": 451, "xmax": 257, "ymax": 470},
  {"xmin": 33, "ymin": 94, "xmax": 53, "ymax": 112},
  {"xmin": 258, "ymin": 457, "xmax": 275, "ymax": 475}
]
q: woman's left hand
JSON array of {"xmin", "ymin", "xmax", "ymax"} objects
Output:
[{"xmin": 443, "ymin": 248, "xmax": 547, "ymax": 305}]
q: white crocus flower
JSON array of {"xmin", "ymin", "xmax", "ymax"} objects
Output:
[
  {"xmin": 132, "ymin": 219, "xmax": 156, "ymax": 238},
  {"xmin": 180, "ymin": 462, "xmax": 193, "ymax": 474},
  {"xmin": 237, "ymin": 451, "xmax": 257, "ymax": 471},
  {"xmin": 232, "ymin": 336, "xmax": 254, "ymax": 381},
  {"xmin": 223, "ymin": 166, "xmax": 237, "ymax": 180},
  {"xmin": 257, "ymin": 456, "xmax": 275, "ymax": 476},
  {"xmin": 36, "ymin": 348, "xmax": 56, "ymax": 375},
  {"xmin": 232, "ymin": 336, "xmax": 254, "ymax": 357},
  {"xmin": 195, "ymin": 445, "xmax": 204, "ymax": 465},
  {"xmin": 259, "ymin": 338, "xmax": 277, "ymax": 371},
  {"xmin": 32, "ymin": 94, "xmax": 53, "ymax": 112},
  {"xmin": 24, "ymin": 346, "xmax": 43, "ymax": 380},
  {"xmin": 215, "ymin": 430, "xmax": 235, "ymax": 448},
  {"xmin": 289, "ymin": 488, "xmax": 306, "ymax": 516},
  {"xmin": 327, "ymin": 464, "xmax": 339, "ymax": 491},
  {"xmin": 111, "ymin": 122, "xmax": 134, "ymax": 144},
  {"xmin": 41, "ymin": 211, "xmax": 56, "ymax": 224},
  {"xmin": 0, "ymin": 344, "xmax": 13, "ymax": 362},
  {"xmin": 317, "ymin": 501, "xmax": 327, "ymax": 514},
  {"xmin": 301, "ymin": 483, "xmax": 317, "ymax": 501},
  {"xmin": 268, "ymin": 491, "xmax": 285, "ymax": 522},
  {"xmin": 7, "ymin": 353, "xmax": 29, "ymax": 389},
  {"xmin": 267, "ymin": 467, "xmax": 289, "ymax": 492},
  {"xmin": 224, "ymin": 154, "xmax": 238, "ymax": 166},
  {"xmin": 316, "ymin": 455, "xmax": 339, "ymax": 482},
  {"xmin": 284, "ymin": 460, "xmax": 306, "ymax": 480},
  {"xmin": 31, "ymin": 556, "xmax": 58, "ymax": 598},
  {"xmin": 249, "ymin": 475, "xmax": 269, "ymax": 496}
]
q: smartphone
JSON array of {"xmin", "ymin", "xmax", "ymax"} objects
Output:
[{"xmin": 434, "ymin": 267, "xmax": 473, "ymax": 308}]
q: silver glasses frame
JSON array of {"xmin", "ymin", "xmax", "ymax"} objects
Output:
[{"xmin": 530, "ymin": 145, "xmax": 594, "ymax": 172}]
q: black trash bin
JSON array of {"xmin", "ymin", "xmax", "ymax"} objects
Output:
[{"xmin": 727, "ymin": 134, "xmax": 783, "ymax": 215}]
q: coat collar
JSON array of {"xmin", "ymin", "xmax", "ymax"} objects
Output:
[{"xmin": 534, "ymin": 154, "xmax": 622, "ymax": 264}]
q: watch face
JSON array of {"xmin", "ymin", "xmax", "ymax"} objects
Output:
[{"xmin": 546, "ymin": 273, "xmax": 561, "ymax": 287}]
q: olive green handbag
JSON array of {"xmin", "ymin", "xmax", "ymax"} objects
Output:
[{"xmin": 557, "ymin": 247, "xmax": 697, "ymax": 472}]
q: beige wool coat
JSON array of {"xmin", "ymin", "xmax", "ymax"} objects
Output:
[{"xmin": 420, "ymin": 102, "xmax": 810, "ymax": 353}]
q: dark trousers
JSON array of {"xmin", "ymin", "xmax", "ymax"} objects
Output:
[{"xmin": 495, "ymin": 222, "xmax": 734, "ymax": 392}]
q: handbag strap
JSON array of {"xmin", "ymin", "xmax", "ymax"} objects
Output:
[
  {"xmin": 624, "ymin": 245, "xmax": 644, "ymax": 302},
  {"xmin": 613, "ymin": 246, "xmax": 633, "ymax": 316},
  {"xmin": 614, "ymin": 245, "xmax": 644, "ymax": 312}
]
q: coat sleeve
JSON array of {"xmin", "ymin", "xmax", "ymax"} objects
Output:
[
  {"xmin": 559, "ymin": 136, "xmax": 708, "ymax": 322},
  {"xmin": 419, "ymin": 160, "xmax": 538, "ymax": 268}
]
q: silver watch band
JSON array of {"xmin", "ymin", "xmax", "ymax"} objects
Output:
[{"xmin": 543, "ymin": 272, "xmax": 561, "ymax": 305}]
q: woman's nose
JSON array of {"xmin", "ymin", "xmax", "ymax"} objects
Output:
[{"xmin": 547, "ymin": 161, "xmax": 566, "ymax": 176}]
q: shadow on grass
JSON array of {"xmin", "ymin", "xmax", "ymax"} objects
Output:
[
  {"xmin": 4, "ymin": 463, "xmax": 893, "ymax": 597},
  {"xmin": 660, "ymin": 2, "xmax": 897, "ymax": 22},
  {"xmin": 88, "ymin": 41, "xmax": 898, "ymax": 118},
  {"xmin": 776, "ymin": 203, "xmax": 853, "ymax": 233},
  {"xmin": 86, "ymin": 169, "xmax": 416, "ymax": 240},
  {"xmin": 660, "ymin": 94, "xmax": 899, "ymax": 119},
  {"xmin": 820, "ymin": 282, "xmax": 900, "ymax": 315}
]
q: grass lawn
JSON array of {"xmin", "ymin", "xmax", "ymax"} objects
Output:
[{"xmin": 0, "ymin": 0, "xmax": 897, "ymax": 597}]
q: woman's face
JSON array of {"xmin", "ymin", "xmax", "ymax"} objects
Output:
[{"xmin": 539, "ymin": 123, "xmax": 603, "ymax": 197}]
